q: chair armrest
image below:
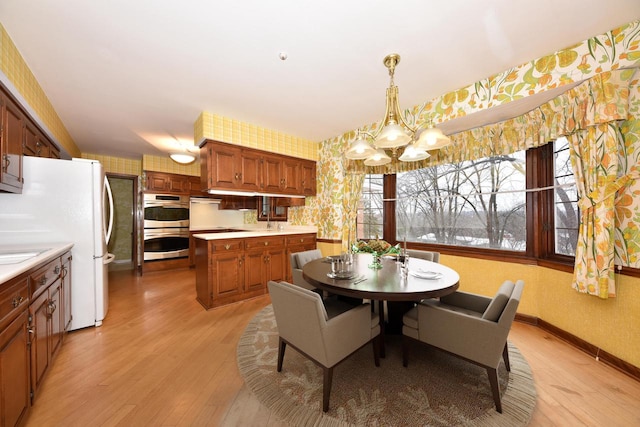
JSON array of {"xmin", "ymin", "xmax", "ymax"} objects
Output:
[
  {"xmin": 417, "ymin": 303, "xmax": 509, "ymax": 368},
  {"xmin": 440, "ymin": 291, "xmax": 491, "ymax": 313},
  {"xmin": 322, "ymin": 304, "xmax": 379, "ymax": 367}
]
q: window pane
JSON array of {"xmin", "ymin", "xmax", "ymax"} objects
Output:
[
  {"xmin": 357, "ymin": 174, "xmax": 383, "ymax": 240},
  {"xmin": 554, "ymin": 137, "xmax": 579, "ymax": 256},
  {"xmin": 396, "ymin": 152, "xmax": 526, "ymax": 251}
]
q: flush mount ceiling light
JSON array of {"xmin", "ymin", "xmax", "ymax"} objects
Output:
[
  {"xmin": 344, "ymin": 54, "xmax": 451, "ymax": 165},
  {"xmin": 169, "ymin": 151, "xmax": 196, "ymax": 164},
  {"xmin": 169, "ymin": 140, "xmax": 198, "ymax": 164}
]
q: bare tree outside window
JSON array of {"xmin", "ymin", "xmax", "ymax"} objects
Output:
[
  {"xmin": 396, "ymin": 152, "xmax": 527, "ymax": 250},
  {"xmin": 554, "ymin": 137, "xmax": 579, "ymax": 256},
  {"xmin": 356, "ymin": 174, "xmax": 384, "ymax": 240}
]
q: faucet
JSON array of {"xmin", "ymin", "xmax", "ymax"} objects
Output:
[{"xmin": 266, "ymin": 199, "xmax": 272, "ymax": 229}]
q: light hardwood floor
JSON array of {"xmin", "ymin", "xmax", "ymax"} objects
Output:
[{"xmin": 24, "ymin": 268, "xmax": 640, "ymax": 426}]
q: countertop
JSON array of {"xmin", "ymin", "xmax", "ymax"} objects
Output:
[
  {"xmin": 0, "ymin": 243, "xmax": 73, "ymax": 284},
  {"xmin": 192, "ymin": 225, "xmax": 317, "ymax": 240}
]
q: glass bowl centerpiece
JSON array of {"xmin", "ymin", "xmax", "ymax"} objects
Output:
[{"xmin": 352, "ymin": 238, "xmax": 400, "ymax": 269}]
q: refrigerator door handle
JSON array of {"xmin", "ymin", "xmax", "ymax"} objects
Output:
[
  {"xmin": 103, "ymin": 253, "xmax": 116, "ymax": 265},
  {"xmin": 104, "ymin": 176, "xmax": 114, "ymax": 245}
]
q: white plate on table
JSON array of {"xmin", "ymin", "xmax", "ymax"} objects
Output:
[
  {"xmin": 327, "ymin": 272, "xmax": 359, "ymax": 280},
  {"xmin": 409, "ymin": 269, "xmax": 442, "ymax": 280}
]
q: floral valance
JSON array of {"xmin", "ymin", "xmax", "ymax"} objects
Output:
[{"xmin": 346, "ymin": 68, "xmax": 636, "ymax": 175}]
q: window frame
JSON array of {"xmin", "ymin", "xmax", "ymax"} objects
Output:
[{"xmin": 373, "ymin": 144, "xmax": 576, "ymax": 271}]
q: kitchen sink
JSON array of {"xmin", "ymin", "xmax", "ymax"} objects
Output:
[{"xmin": 0, "ymin": 249, "xmax": 49, "ymax": 265}]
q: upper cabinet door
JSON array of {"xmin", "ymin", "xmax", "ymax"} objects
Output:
[
  {"xmin": 0, "ymin": 92, "xmax": 24, "ymax": 192},
  {"xmin": 282, "ymin": 158, "xmax": 299, "ymax": 194},
  {"xmin": 209, "ymin": 144, "xmax": 241, "ymax": 189},
  {"xmin": 300, "ymin": 160, "xmax": 316, "ymax": 196},
  {"xmin": 262, "ymin": 154, "xmax": 284, "ymax": 193},
  {"xmin": 238, "ymin": 150, "xmax": 262, "ymax": 192}
]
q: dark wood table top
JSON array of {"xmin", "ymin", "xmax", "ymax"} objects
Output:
[{"xmin": 302, "ymin": 253, "xmax": 460, "ymax": 301}]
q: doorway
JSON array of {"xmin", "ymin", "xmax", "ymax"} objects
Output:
[{"xmin": 107, "ymin": 174, "xmax": 139, "ymax": 272}]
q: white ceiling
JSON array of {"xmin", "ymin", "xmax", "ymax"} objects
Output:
[{"xmin": 1, "ymin": 1, "xmax": 639, "ymax": 160}]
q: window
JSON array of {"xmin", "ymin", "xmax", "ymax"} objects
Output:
[
  {"xmin": 356, "ymin": 139, "xmax": 581, "ymax": 267},
  {"xmin": 553, "ymin": 137, "xmax": 579, "ymax": 256},
  {"xmin": 356, "ymin": 174, "xmax": 383, "ymax": 240},
  {"xmin": 396, "ymin": 151, "xmax": 526, "ymax": 251}
]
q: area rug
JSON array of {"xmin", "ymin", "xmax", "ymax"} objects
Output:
[{"xmin": 237, "ymin": 305, "xmax": 536, "ymax": 426}]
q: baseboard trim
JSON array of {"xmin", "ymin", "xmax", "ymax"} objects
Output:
[{"xmin": 515, "ymin": 314, "xmax": 640, "ymax": 383}]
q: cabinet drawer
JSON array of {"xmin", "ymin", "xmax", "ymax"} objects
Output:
[
  {"xmin": 30, "ymin": 257, "xmax": 61, "ymax": 298},
  {"xmin": 245, "ymin": 236, "xmax": 284, "ymax": 250},
  {"xmin": 0, "ymin": 276, "xmax": 29, "ymax": 328},
  {"xmin": 209, "ymin": 239, "xmax": 244, "ymax": 253},
  {"xmin": 285, "ymin": 234, "xmax": 317, "ymax": 247}
]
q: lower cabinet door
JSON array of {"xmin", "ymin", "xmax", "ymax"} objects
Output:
[
  {"xmin": 267, "ymin": 248, "xmax": 287, "ymax": 283},
  {"xmin": 30, "ymin": 291, "xmax": 50, "ymax": 399},
  {"xmin": 244, "ymin": 249, "xmax": 267, "ymax": 292},
  {"xmin": 0, "ymin": 311, "xmax": 30, "ymax": 427}
]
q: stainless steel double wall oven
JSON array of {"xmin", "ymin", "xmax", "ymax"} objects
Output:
[{"xmin": 143, "ymin": 194, "xmax": 190, "ymax": 261}]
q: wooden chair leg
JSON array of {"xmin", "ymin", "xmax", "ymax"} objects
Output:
[
  {"xmin": 322, "ymin": 366, "xmax": 334, "ymax": 412},
  {"xmin": 402, "ymin": 335, "xmax": 409, "ymax": 367},
  {"xmin": 372, "ymin": 335, "xmax": 380, "ymax": 367},
  {"xmin": 277, "ymin": 337, "xmax": 286, "ymax": 372},
  {"xmin": 502, "ymin": 342, "xmax": 511, "ymax": 372},
  {"xmin": 486, "ymin": 367, "xmax": 502, "ymax": 413}
]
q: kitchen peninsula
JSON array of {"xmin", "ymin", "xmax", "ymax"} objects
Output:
[{"xmin": 193, "ymin": 226, "xmax": 317, "ymax": 309}]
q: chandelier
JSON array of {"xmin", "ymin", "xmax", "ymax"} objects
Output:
[{"xmin": 344, "ymin": 53, "xmax": 451, "ymax": 166}]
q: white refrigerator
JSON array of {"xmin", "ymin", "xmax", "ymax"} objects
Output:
[{"xmin": 0, "ymin": 156, "xmax": 114, "ymax": 330}]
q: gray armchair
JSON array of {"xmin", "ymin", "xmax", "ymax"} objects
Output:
[
  {"xmin": 268, "ymin": 280, "xmax": 381, "ymax": 412},
  {"xmin": 402, "ymin": 280, "xmax": 524, "ymax": 413},
  {"xmin": 290, "ymin": 249, "xmax": 323, "ymax": 291},
  {"xmin": 406, "ymin": 249, "xmax": 439, "ymax": 263}
]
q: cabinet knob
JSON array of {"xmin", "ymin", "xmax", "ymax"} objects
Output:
[
  {"xmin": 264, "ymin": 242, "xmax": 268, "ymax": 246},
  {"xmin": 54, "ymin": 265, "xmax": 61, "ymax": 275},
  {"xmin": 300, "ymin": 238, "xmax": 304, "ymax": 242},
  {"xmin": 12, "ymin": 295, "xmax": 24, "ymax": 308},
  {"xmin": 225, "ymin": 244, "xmax": 231, "ymax": 250},
  {"xmin": 40, "ymin": 276, "xmax": 47, "ymax": 287}
]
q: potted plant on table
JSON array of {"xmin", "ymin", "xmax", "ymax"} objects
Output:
[{"xmin": 352, "ymin": 237, "xmax": 400, "ymax": 269}]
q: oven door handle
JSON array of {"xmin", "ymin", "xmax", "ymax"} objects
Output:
[{"xmin": 144, "ymin": 202, "xmax": 189, "ymax": 209}]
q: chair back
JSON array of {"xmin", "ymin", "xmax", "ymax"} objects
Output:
[
  {"xmin": 290, "ymin": 249, "xmax": 323, "ymax": 290},
  {"xmin": 497, "ymin": 280, "xmax": 524, "ymax": 328},
  {"xmin": 268, "ymin": 281, "xmax": 329, "ymax": 363},
  {"xmin": 406, "ymin": 249, "xmax": 440, "ymax": 263},
  {"xmin": 291, "ymin": 249, "xmax": 323, "ymax": 269}
]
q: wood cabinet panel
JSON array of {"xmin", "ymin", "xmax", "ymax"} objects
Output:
[
  {"xmin": 0, "ymin": 91, "xmax": 24, "ymax": 192},
  {"xmin": 300, "ymin": 160, "xmax": 317, "ymax": 196},
  {"xmin": 29, "ymin": 290, "xmax": 50, "ymax": 398},
  {"xmin": 62, "ymin": 253, "xmax": 72, "ymax": 332},
  {"xmin": 144, "ymin": 171, "xmax": 194, "ymax": 195},
  {"xmin": 0, "ymin": 311, "xmax": 30, "ymax": 427}
]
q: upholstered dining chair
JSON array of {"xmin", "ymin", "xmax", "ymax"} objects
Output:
[
  {"xmin": 401, "ymin": 280, "xmax": 524, "ymax": 413},
  {"xmin": 268, "ymin": 280, "xmax": 381, "ymax": 412},
  {"xmin": 290, "ymin": 249, "xmax": 323, "ymax": 291},
  {"xmin": 406, "ymin": 249, "xmax": 440, "ymax": 263}
]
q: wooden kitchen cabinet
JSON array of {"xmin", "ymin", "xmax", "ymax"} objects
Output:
[
  {"xmin": 0, "ymin": 89, "xmax": 24, "ymax": 193},
  {"xmin": 200, "ymin": 141, "xmax": 261, "ymax": 192},
  {"xmin": 300, "ymin": 160, "xmax": 317, "ymax": 196},
  {"xmin": 244, "ymin": 236, "xmax": 286, "ymax": 293},
  {"xmin": 194, "ymin": 232, "xmax": 315, "ymax": 309},
  {"xmin": 28, "ymin": 254, "xmax": 66, "ymax": 403},
  {"xmin": 0, "ymin": 311, "xmax": 30, "ymax": 427},
  {"xmin": 144, "ymin": 170, "xmax": 193, "ymax": 194},
  {"xmin": 200, "ymin": 140, "xmax": 317, "ymax": 196},
  {"xmin": 61, "ymin": 252, "xmax": 72, "ymax": 332},
  {"xmin": 0, "ymin": 274, "xmax": 30, "ymax": 427},
  {"xmin": 195, "ymin": 238, "xmax": 245, "ymax": 309},
  {"xmin": 23, "ymin": 121, "xmax": 59, "ymax": 159}
]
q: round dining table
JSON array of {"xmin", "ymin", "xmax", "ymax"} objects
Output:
[{"xmin": 302, "ymin": 253, "xmax": 460, "ymax": 354}]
